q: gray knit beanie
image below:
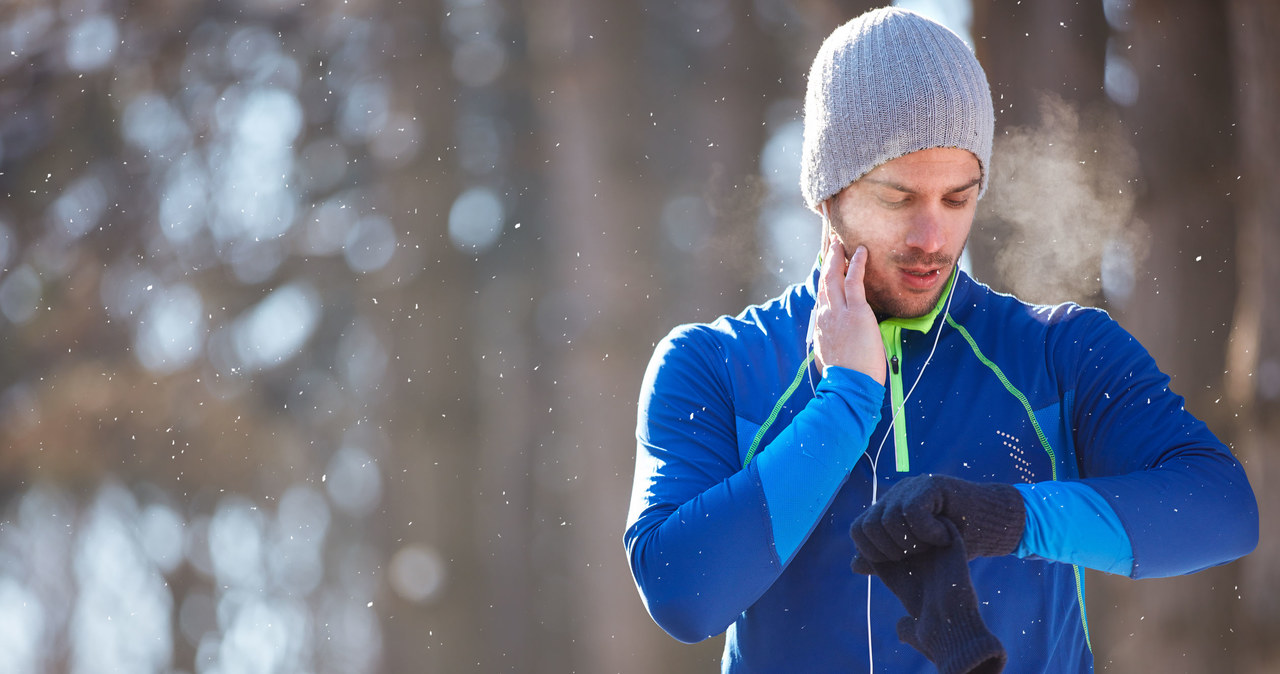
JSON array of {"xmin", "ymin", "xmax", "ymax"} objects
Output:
[{"xmin": 800, "ymin": 7, "xmax": 994, "ymax": 212}]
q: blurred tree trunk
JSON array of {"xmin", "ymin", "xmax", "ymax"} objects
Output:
[
  {"xmin": 969, "ymin": 0, "xmax": 1111, "ymax": 295},
  {"xmin": 528, "ymin": 1, "xmax": 806, "ymax": 671},
  {"xmin": 1088, "ymin": 1, "xmax": 1247, "ymax": 671},
  {"xmin": 972, "ymin": 0, "xmax": 1110, "ymax": 128},
  {"xmin": 1223, "ymin": 1, "xmax": 1280, "ymax": 671},
  {"xmin": 1115, "ymin": 1, "xmax": 1238, "ymax": 395},
  {"xmin": 375, "ymin": 5, "xmax": 485, "ymax": 672},
  {"xmin": 528, "ymin": 1, "xmax": 685, "ymax": 671}
]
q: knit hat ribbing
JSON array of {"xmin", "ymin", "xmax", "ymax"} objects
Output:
[{"xmin": 800, "ymin": 7, "xmax": 995, "ymax": 212}]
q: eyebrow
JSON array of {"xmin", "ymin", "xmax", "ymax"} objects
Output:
[{"xmin": 864, "ymin": 176, "xmax": 982, "ymax": 195}]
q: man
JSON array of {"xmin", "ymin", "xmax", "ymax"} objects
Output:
[{"xmin": 623, "ymin": 6, "xmax": 1258, "ymax": 673}]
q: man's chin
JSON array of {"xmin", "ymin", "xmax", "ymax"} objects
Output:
[{"xmin": 871, "ymin": 289, "xmax": 945, "ymax": 320}]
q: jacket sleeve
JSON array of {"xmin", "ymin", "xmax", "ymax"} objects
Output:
[
  {"xmin": 1057, "ymin": 309, "xmax": 1258, "ymax": 579},
  {"xmin": 623, "ymin": 325, "xmax": 881, "ymax": 643},
  {"xmin": 1014, "ymin": 479, "xmax": 1134, "ymax": 575}
]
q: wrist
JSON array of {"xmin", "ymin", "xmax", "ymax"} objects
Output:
[{"xmin": 936, "ymin": 476, "xmax": 1026, "ymax": 558}]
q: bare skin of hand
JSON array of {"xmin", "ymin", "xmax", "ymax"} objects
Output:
[{"xmin": 814, "ymin": 234, "xmax": 887, "ymax": 386}]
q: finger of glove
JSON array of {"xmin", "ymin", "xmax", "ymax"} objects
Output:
[
  {"xmin": 854, "ymin": 499, "xmax": 951, "ymax": 562},
  {"xmin": 850, "ymin": 512, "xmax": 917, "ymax": 563},
  {"xmin": 899, "ymin": 498, "xmax": 955, "ymax": 550},
  {"xmin": 882, "ymin": 521, "xmax": 963, "ymax": 624},
  {"xmin": 896, "ymin": 615, "xmax": 932, "ymax": 660},
  {"xmin": 917, "ymin": 520, "xmax": 976, "ymax": 598},
  {"xmin": 875, "ymin": 559, "xmax": 928, "ymax": 618},
  {"xmin": 851, "ymin": 475, "xmax": 954, "ymax": 562},
  {"xmin": 877, "ymin": 475, "xmax": 954, "ymax": 549},
  {"xmin": 850, "ymin": 552, "xmax": 875, "ymax": 576},
  {"xmin": 932, "ymin": 548, "xmax": 983, "ymax": 613}
]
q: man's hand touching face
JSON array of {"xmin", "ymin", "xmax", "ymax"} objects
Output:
[{"xmin": 813, "ymin": 233, "xmax": 886, "ymax": 386}]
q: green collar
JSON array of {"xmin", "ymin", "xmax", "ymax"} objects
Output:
[{"xmin": 879, "ymin": 267, "xmax": 958, "ymax": 334}]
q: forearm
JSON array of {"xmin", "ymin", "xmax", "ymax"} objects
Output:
[
  {"xmin": 1014, "ymin": 481, "xmax": 1133, "ymax": 575},
  {"xmin": 1077, "ymin": 453, "xmax": 1258, "ymax": 578},
  {"xmin": 1045, "ymin": 309, "xmax": 1259, "ymax": 578},
  {"xmin": 626, "ymin": 463, "xmax": 779, "ymax": 643},
  {"xmin": 756, "ymin": 366, "xmax": 883, "ymax": 564},
  {"xmin": 626, "ymin": 367, "xmax": 883, "ymax": 641},
  {"xmin": 1015, "ymin": 450, "xmax": 1258, "ymax": 578}
]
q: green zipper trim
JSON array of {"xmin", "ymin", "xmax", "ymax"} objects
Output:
[
  {"xmin": 945, "ymin": 313, "xmax": 1091, "ymax": 650},
  {"xmin": 742, "ymin": 351, "xmax": 815, "ymax": 469},
  {"xmin": 879, "ymin": 323, "xmax": 909, "ymax": 471},
  {"xmin": 877, "ymin": 270, "xmax": 958, "ymax": 473},
  {"xmin": 944, "ymin": 315, "xmax": 1058, "ymax": 481}
]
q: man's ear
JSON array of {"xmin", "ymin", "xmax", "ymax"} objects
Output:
[
  {"xmin": 821, "ymin": 190, "xmax": 844, "ymax": 222},
  {"xmin": 819, "ymin": 200, "xmax": 835, "ymax": 264},
  {"xmin": 820, "ymin": 196, "xmax": 846, "ymax": 253}
]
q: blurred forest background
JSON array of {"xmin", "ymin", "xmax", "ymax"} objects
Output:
[{"xmin": 0, "ymin": 0, "xmax": 1275, "ymax": 672}]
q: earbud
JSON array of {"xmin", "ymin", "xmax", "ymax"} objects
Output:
[{"xmin": 818, "ymin": 201, "xmax": 832, "ymax": 267}]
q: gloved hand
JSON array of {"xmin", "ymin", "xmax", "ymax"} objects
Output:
[
  {"xmin": 856, "ymin": 518, "xmax": 1007, "ymax": 674},
  {"xmin": 850, "ymin": 474, "xmax": 1025, "ymax": 574}
]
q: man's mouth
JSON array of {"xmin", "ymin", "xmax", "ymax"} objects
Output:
[{"xmin": 904, "ymin": 268, "xmax": 941, "ymax": 278}]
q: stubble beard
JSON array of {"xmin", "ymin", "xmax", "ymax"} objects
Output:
[
  {"xmin": 845, "ymin": 237, "xmax": 967, "ymax": 320},
  {"xmin": 864, "ymin": 262, "xmax": 955, "ymax": 319}
]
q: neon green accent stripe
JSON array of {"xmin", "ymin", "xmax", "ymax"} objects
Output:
[
  {"xmin": 946, "ymin": 312, "xmax": 1090, "ymax": 649},
  {"xmin": 1074, "ymin": 564, "xmax": 1092, "ymax": 652},
  {"xmin": 944, "ymin": 315, "xmax": 1058, "ymax": 481},
  {"xmin": 876, "ymin": 269, "xmax": 957, "ymax": 473},
  {"xmin": 879, "ymin": 323, "xmax": 909, "ymax": 472},
  {"xmin": 743, "ymin": 352, "xmax": 815, "ymax": 468}
]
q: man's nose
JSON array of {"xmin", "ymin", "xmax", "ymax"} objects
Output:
[{"xmin": 904, "ymin": 209, "xmax": 946, "ymax": 253}]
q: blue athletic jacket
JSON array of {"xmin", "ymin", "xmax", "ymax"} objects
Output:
[{"xmin": 625, "ymin": 265, "xmax": 1257, "ymax": 673}]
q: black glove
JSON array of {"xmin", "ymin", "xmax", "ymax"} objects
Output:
[
  {"xmin": 850, "ymin": 474, "xmax": 1025, "ymax": 574},
  {"xmin": 857, "ymin": 518, "xmax": 1007, "ymax": 674}
]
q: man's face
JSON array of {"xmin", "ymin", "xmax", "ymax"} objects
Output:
[{"xmin": 826, "ymin": 147, "xmax": 982, "ymax": 319}]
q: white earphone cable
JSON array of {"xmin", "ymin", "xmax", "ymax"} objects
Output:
[
  {"xmin": 812, "ymin": 203, "xmax": 959, "ymax": 670},
  {"xmin": 862, "ymin": 269, "xmax": 957, "ymax": 673}
]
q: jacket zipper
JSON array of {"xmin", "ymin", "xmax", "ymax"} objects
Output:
[
  {"xmin": 880, "ymin": 322, "xmax": 909, "ymax": 472},
  {"xmin": 870, "ymin": 268, "xmax": 958, "ymax": 473}
]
